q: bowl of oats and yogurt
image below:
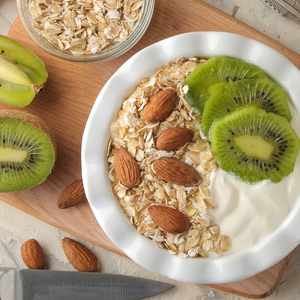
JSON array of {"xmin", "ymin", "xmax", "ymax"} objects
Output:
[
  {"xmin": 82, "ymin": 32, "xmax": 300, "ymax": 284},
  {"xmin": 16, "ymin": 0, "xmax": 154, "ymax": 62}
]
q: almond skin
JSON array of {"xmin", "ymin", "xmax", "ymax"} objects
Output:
[
  {"xmin": 114, "ymin": 146, "xmax": 141, "ymax": 188},
  {"xmin": 156, "ymin": 127, "xmax": 194, "ymax": 151},
  {"xmin": 57, "ymin": 179, "xmax": 86, "ymax": 209},
  {"xmin": 62, "ymin": 237, "xmax": 99, "ymax": 272},
  {"xmin": 148, "ymin": 205, "xmax": 189, "ymax": 233},
  {"xmin": 141, "ymin": 89, "xmax": 177, "ymax": 123},
  {"xmin": 21, "ymin": 239, "xmax": 45, "ymax": 269},
  {"xmin": 152, "ymin": 157, "xmax": 201, "ymax": 187}
]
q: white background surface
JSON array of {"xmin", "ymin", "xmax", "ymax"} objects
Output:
[{"xmin": 0, "ymin": 0, "xmax": 300, "ymax": 299}]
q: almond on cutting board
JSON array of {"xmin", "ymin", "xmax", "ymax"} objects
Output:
[
  {"xmin": 141, "ymin": 89, "xmax": 178, "ymax": 123},
  {"xmin": 57, "ymin": 179, "xmax": 87, "ymax": 209},
  {"xmin": 21, "ymin": 239, "xmax": 45, "ymax": 269},
  {"xmin": 114, "ymin": 146, "xmax": 141, "ymax": 188},
  {"xmin": 62, "ymin": 237, "xmax": 99, "ymax": 272},
  {"xmin": 156, "ymin": 127, "xmax": 194, "ymax": 151},
  {"xmin": 148, "ymin": 205, "xmax": 189, "ymax": 233},
  {"xmin": 152, "ymin": 157, "xmax": 201, "ymax": 187}
]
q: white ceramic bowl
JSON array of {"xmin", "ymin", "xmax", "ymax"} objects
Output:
[{"xmin": 81, "ymin": 32, "xmax": 300, "ymax": 284}]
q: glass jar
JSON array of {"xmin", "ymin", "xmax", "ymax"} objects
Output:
[{"xmin": 16, "ymin": 0, "xmax": 155, "ymax": 63}]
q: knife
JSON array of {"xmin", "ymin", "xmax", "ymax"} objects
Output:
[
  {"xmin": 261, "ymin": 0, "xmax": 300, "ymax": 24},
  {"xmin": 273, "ymin": 0, "xmax": 300, "ymax": 18},
  {"xmin": 0, "ymin": 268, "xmax": 175, "ymax": 300}
]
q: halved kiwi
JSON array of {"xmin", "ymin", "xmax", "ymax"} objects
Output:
[
  {"xmin": 183, "ymin": 56, "xmax": 266, "ymax": 117},
  {"xmin": 210, "ymin": 106, "xmax": 300, "ymax": 184},
  {"xmin": 0, "ymin": 110, "xmax": 56, "ymax": 192},
  {"xmin": 0, "ymin": 35, "xmax": 48, "ymax": 107},
  {"xmin": 202, "ymin": 78, "xmax": 293, "ymax": 139}
]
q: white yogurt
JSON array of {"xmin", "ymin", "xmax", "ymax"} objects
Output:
[{"xmin": 209, "ymin": 104, "xmax": 300, "ymax": 255}]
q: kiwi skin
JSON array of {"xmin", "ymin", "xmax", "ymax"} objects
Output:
[{"xmin": 0, "ymin": 109, "xmax": 56, "ymax": 192}]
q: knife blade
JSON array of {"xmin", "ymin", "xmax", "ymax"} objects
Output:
[{"xmin": 0, "ymin": 268, "xmax": 174, "ymax": 300}]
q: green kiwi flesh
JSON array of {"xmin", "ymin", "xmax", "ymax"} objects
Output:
[
  {"xmin": 210, "ymin": 106, "xmax": 300, "ymax": 184},
  {"xmin": 0, "ymin": 110, "xmax": 56, "ymax": 192},
  {"xmin": 183, "ymin": 56, "xmax": 266, "ymax": 117},
  {"xmin": 0, "ymin": 35, "xmax": 48, "ymax": 107},
  {"xmin": 202, "ymin": 78, "xmax": 293, "ymax": 139}
]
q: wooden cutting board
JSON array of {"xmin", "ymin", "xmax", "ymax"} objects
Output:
[{"xmin": 3, "ymin": 0, "xmax": 299, "ymax": 298}]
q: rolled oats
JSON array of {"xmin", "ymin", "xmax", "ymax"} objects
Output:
[
  {"xmin": 107, "ymin": 57, "xmax": 231, "ymax": 258},
  {"xmin": 28, "ymin": 0, "xmax": 144, "ymax": 55}
]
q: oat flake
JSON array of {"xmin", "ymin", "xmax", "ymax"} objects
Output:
[{"xmin": 107, "ymin": 57, "xmax": 231, "ymax": 258}]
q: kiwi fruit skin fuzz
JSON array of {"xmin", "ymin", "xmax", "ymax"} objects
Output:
[
  {"xmin": 0, "ymin": 110, "xmax": 56, "ymax": 192},
  {"xmin": 210, "ymin": 106, "xmax": 300, "ymax": 184},
  {"xmin": 202, "ymin": 78, "xmax": 293, "ymax": 140},
  {"xmin": 183, "ymin": 56, "xmax": 266, "ymax": 117},
  {"xmin": 0, "ymin": 35, "xmax": 48, "ymax": 107}
]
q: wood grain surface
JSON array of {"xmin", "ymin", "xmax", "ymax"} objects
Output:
[{"xmin": 2, "ymin": 0, "xmax": 299, "ymax": 298}]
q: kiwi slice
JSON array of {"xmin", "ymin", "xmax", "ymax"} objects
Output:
[
  {"xmin": 210, "ymin": 106, "xmax": 300, "ymax": 184},
  {"xmin": 0, "ymin": 35, "xmax": 48, "ymax": 107},
  {"xmin": 0, "ymin": 110, "xmax": 56, "ymax": 192},
  {"xmin": 183, "ymin": 56, "xmax": 266, "ymax": 117},
  {"xmin": 202, "ymin": 78, "xmax": 293, "ymax": 139}
]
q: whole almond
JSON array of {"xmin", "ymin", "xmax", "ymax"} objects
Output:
[
  {"xmin": 21, "ymin": 239, "xmax": 45, "ymax": 269},
  {"xmin": 148, "ymin": 205, "xmax": 189, "ymax": 233},
  {"xmin": 57, "ymin": 180, "xmax": 87, "ymax": 209},
  {"xmin": 152, "ymin": 157, "xmax": 201, "ymax": 187},
  {"xmin": 141, "ymin": 89, "xmax": 177, "ymax": 123},
  {"xmin": 156, "ymin": 127, "xmax": 194, "ymax": 151},
  {"xmin": 62, "ymin": 237, "xmax": 99, "ymax": 272},
  {"xmin": 114, "ymin": 146, "xmax": 141, "ymax": 188}
]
